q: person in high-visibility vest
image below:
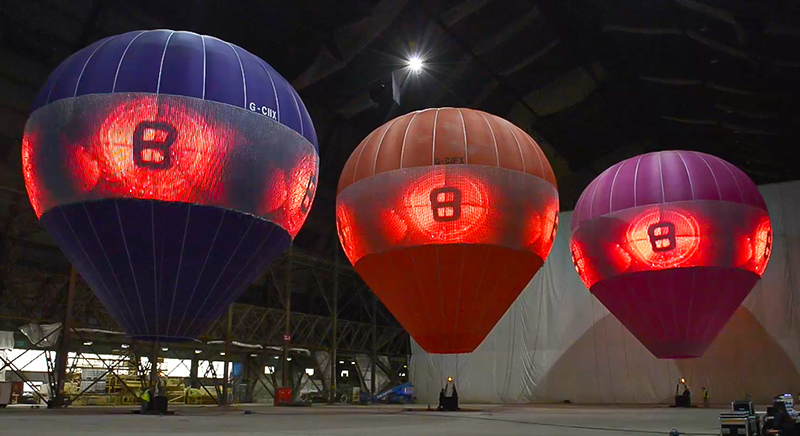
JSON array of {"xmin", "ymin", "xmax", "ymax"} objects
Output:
[
  {"xmin": 702, "ymin": 386, "xmax": 710, "ymax": 408},
  {"xmin": 141, "ymin": 385, "xmax": 152, "ymax": 414}
]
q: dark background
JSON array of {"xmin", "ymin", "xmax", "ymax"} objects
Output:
[{"xmin": 0, "ymin": 0, "xmax": 798, "ymax": 342}]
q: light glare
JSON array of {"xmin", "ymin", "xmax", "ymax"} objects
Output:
[{"xmin": 408, "ymin": 56, "xmax": 423, "ymax": 73}]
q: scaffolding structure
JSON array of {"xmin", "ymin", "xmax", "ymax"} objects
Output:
[{"xmin": 0, "ymin": 238, "xmax": 410, "ymax": 408}]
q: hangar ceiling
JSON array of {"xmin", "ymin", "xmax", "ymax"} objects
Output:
[{"xmin": 0, "ymin": 0, "xmax": 798, "ymax": 290}]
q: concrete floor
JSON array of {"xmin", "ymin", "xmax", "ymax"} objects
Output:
[{"xmin": 0, "ymin": 404, "xmax": 725, "ymax": 435}]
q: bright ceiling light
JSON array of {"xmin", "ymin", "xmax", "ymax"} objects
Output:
[{"xmin": 407, "ymin": 55, "xmax": 423, "ymax": 73}]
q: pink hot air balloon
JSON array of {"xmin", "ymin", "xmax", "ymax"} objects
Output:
[{"xmin": 570, "ymin": 151, "xmax": 772, "ymax": 359}]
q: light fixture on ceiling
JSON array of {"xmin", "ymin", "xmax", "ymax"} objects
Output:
[{"xmin": 407, "ymin": 55, "xmax": 424, "ymax": 74}]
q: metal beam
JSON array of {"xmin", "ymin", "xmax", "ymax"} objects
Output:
[
  {"xmin": 282, "ymin": 244, "xmax": 293, "ymax": 389},
  {"xmin": 330, "ymin": 244, "xmax": 339, "ymax": 403},
  {"xmin": 221, "ymin": 305, "xmax": 232, "ymax": 405},
  {"xmin": 51, "ymin": 266, "xmax": 76, "ymax": 408},
  {"xmin": 371, "ymin": 293, "xmax": 377, "ymax": 397}
]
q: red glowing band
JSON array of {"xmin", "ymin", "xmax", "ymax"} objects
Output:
[
  {"xmin": 570, "ymin": 201, "xmax": 772, "ymax": 288},
  {"xmin": 336, "ymin": 165, "xmax": 559, "ymax": 265},
  {"xmin": 22, "ymin": 94, "xmax": 318, "ymax": 237}
]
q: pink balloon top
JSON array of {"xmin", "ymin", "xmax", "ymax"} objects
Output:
[{"xmin": 571, "ymin": 150, "xmax": 767, "ymax": 231}]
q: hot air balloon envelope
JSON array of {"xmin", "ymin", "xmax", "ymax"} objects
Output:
[
  {"xmin": 337, "ymin": 108, "xmax": 558, "ymax": 353},
  {"xmin": 23, "ymin": 30, "xmax": 319, "ymax": 341},
  {"xmin": 570, "ymin": 151, "xmax": 771, "ymax": 358}
]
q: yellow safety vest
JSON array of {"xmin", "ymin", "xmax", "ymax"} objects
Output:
[{"xmin": 142, "ymin": 390, "xmax": 151, "ymax": 402}]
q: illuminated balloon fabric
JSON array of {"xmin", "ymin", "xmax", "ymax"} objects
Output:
[
  {"xmin": 570, "ymin": 150, "xmax": 771, "ymax": 359},
  {"xmin": 336, "ymin": 108, "xmax": 559, "ymax": 354},
  {"xmin": 22, "ymin": 30, "xmax": 319, "ymax": 341}
]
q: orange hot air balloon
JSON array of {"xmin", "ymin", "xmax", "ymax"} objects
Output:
[{"xmin": 336, "ymin": 108, "xmax": 559, "ymax": 353}]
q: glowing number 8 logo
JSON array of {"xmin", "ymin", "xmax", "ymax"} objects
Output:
[
  {"xmin": 300, "ymin": 172, "xmax": 317, "ymax": 214},
  {"xmin": 647, "ymin": 221, "xmax": 676, "ymax": 252},
  {"xmin": 133, "ymin": 121, "xmax": 177, "ymax": 169},
  {"xmin": 430, "ymin": 187, "xmax": 462, "ymax": 222}
]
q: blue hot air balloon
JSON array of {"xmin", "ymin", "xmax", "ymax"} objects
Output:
[{"xmin": 22, "ymin": 30, "xmax": 319, "ymax": 341}]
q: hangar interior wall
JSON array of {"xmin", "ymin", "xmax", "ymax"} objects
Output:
[{"xmin": 411, "ymin": 180, "xmax": 800, "ymax": 405}]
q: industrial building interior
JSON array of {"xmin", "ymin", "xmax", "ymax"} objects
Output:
[{"xmin": 1, "ymin": 0, "xmax": 799, "ymax": 435}]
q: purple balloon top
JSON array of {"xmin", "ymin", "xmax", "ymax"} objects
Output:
[
  {"xmin": 571, "ymin": 150, "xmax": 767, "ymax": 231},
  {"xmin": 30, "ymin": 29, "xmax": 317, "ymax": 151}
]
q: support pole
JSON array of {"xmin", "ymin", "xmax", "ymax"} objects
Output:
[
  {"xmin": 371, "ymin": 293, "xmax": 377, "ymax": 398},
  {"xmin": 222, "ymin": 305, "xmax": 232, "ymax": 405},
  {"xmin": 330, "ymin": 245, "xmax": 338, "ymax": 404},
  {"xmin": 52, "ymin": 266, "xmax": 77, "ymax": 408},
  {"xmin": 148, "ymin": 342, "xmax": 159, "ymax": 391},
  {"xmin": 244, "ymin": 354, "xmax": 255, "ymax": 403},
  {"xmin": 283, "ymin": 244, "xmax": 292, "ymax": 389},
  {"xmin": 190, "ymin": 353, "xmax": 199, "ymax": 389}
]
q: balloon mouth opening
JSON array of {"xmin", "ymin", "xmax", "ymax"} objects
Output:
[
  {"xmin": 657, "ymin": 354, "xmax": 700, "ymax": 360},
  {"xmin": 130, "ymin": 335, "xmax": 197, "ymax": 343},
  {"xmin": 421, "ymin": 348, "xmax": 477, "ymax": 355},
  {"xmin": 645, "ymin": 345, "xmax": 707, "ymax": 360},
  {"xmin": 639, "ymin": 339, "xmax": 710, "ymax": 360}
]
